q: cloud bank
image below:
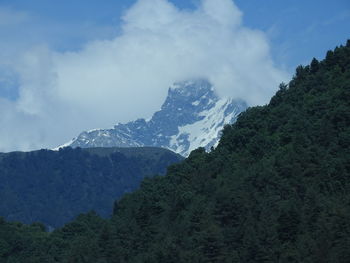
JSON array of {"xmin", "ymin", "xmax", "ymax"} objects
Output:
[{"xmin": 0, "ymin": 0, "xmax": 288, "ymax": 152}]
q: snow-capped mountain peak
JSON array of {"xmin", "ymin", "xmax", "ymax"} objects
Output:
[{"xmin": 57, "ymin": 79, "xmax": 247, "ymax": 156}]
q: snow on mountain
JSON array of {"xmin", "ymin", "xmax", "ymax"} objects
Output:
[
  {"xmin": 169, "ymin": 97, "xmax": 241, "ymax": 155},
  {"xmin": 57, "ymin": 80, "xmax": 247, "ymax": 156}
]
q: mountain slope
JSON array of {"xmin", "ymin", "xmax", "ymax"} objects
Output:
[
  {"xmin": 63, "ymin": 80, "xmax": 247, "ymax": 156},
  {"xmin": 105, "ymin": 41, "xmax": 350, "ymax": 262},
  {"xmin": 1, "ymin": 41, "xmax": 349, "ymax": 262},
  {"xmin": 0, "ymin": 147, "xmax": 183, "ymax": 228}
]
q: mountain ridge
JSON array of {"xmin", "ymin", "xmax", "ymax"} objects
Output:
[
  {"xmin": 0, "ymin": 40, "xmax": 349, "ymax": 262},
  {"xmin": 59, "ymin": 80, "xmax": 247, "ymax": 156},
  {"xmin": 0, "ymin": 146, "xmax": 183, "ymax": 228}
]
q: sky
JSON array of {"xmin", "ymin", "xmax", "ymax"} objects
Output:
[{"xmin": 0, "ymin": 0, "xmax": 349, "ymax": 152}]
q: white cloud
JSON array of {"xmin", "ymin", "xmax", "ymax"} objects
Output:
[{"xmin": 0, "ymin": 0, "xmax": 288, "ymax": 152}]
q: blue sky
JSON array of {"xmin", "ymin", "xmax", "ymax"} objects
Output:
[
  {"xmin": 0, "ymin": 0, "xmax": 349, "ymax": 151},
  {"xmin": 1, "ymin": 0, "xmax": 349, "ymax": 68}
]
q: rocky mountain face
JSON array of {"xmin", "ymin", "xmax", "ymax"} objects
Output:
[{"xmin": 62, "ymin": 80, "xmax": 248, "ymax": 156}]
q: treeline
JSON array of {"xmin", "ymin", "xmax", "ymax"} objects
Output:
[
  {"xmin": 0, "ymin": 147, "xmax": 183, "ymax": 228},
  {"xmin": 0, "ymin": 40, "xmax": 349, "ymax": 262}
]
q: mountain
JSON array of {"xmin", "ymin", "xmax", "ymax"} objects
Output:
[
  {"xmin": 0, "ymin": 147, "xmax": 183, "ymax": 228},
  {"xmin": 1, "ymin": 41, "xmax": 349, "ymax": 262},
  {"xmin": 61, "ymin": 80, "xmax": 247, "ymax": 156}
]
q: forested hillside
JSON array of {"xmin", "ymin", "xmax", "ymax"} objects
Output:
[
  {"xmin": 0, "ymin": 147, "xmax": 183, "ymax": 228},
  {"xmin": 0, "ymin": 41, "xmax": 349, "ymax": 262}
]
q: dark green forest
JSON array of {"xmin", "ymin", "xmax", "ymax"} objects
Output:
[
  {"xmin": 0, "ymin": 147, "xmax": 183, "ymax": 228},
  {"xmin": 0, "ymin": 40, "xmax": 349, "ymax": 262}
]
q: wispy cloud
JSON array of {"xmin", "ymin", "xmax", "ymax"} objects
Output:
[
  {"xmin": 322, "ymin": 10, "xmax": 350, "ymax": 26},
  {"xmin": 0, "ymin": 7, "xmax": 30, "ymax": 26},
  {"xmin": 0, "ymin": 0, "xmax": 288, "ymax": 152}
]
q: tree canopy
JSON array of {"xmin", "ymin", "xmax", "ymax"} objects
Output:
[{"xmin": 0, "ymin": 40, "xmax": 349, "ymax": 262}]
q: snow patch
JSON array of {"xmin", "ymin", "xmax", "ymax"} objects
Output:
[
  {"xmin": 52, "ymin": 138, "xmax": 76, "ymax": 151},
  {"xmin": 169, "ymin": 98, "xmax": 239, "ymax": 156}
]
